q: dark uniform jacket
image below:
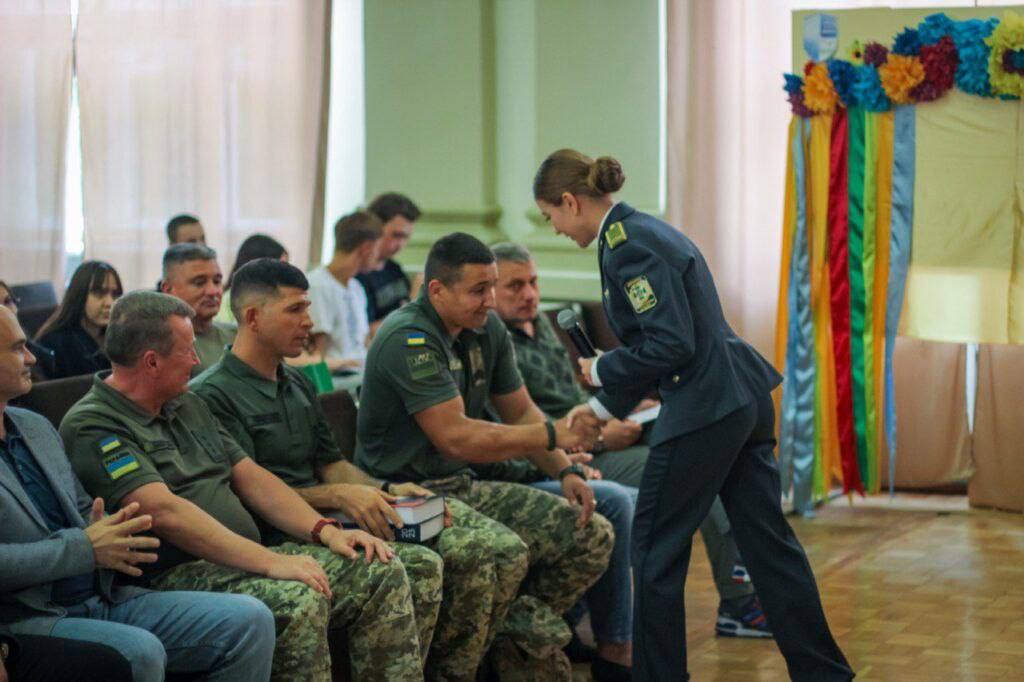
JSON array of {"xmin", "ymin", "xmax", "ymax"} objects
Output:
[{"xmin": 593, "ymin": 202, "xmax": 782, "ymax": 446}]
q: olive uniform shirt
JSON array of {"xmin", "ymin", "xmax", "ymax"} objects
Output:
[
  {"xmin": 59, "ymin": 373, "xmax": 260, "ymax": 583},
  {"xmin": 190, "ymin": 351, "xmax": 344, "ymax": 545},
  {"xmin": 354, "ymin": 293, "xmax": 523, "ymax": 483},
  {"xmin": 193, "ymin": 322, "xmax": 237, "ymax": 373}
]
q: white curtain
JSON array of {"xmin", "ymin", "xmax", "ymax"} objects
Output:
[
  {"xmin": 0, "ymin": 0, "xmax": 71, "ymax": 289},
  {"xmin": 76, "ymin": 0, "xmax": 329, "ymax": 290}
]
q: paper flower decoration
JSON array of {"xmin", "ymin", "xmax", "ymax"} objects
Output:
[
  {"xmin": 863, "ymin": 42, "xmax": 889, "ymax": 67},
  {"xmin": 913, "ymin": 35, "xmax": 958, "ymax": 101},
  {"xmin": 783, "ymin": 74, "xmax": 814, "ymax": 117},
  {"xmin": 918, "ymin": 13, "xmax": 955, "ymax": 47},
  {"xmin": 847, "ymin": 40, "xmax": 865, "ymax": 66},
  {"xmin": 853, "ymin": 65, "xmax": 890, "ymax": 112},
  {"xmin": 952, "ymin": 17, "xmax": 998, "ymax": 97},
  {"xmin": 803, "ymin": 62, "xmax": 839, "ymax": 113},
  {"xmin": 893, "ymin": 28, "xmax": 922, "ymax": 56},
  {"xmin": 828, "ymin": 59, "xmax": 859, "ymax": 107},
  {"xmin": 987, "ymin": 11, "xmax": 1024, "ymax": 97},
  {"xmin": 784, "ymin": 73, "xmax": 804, "ymax": 95},
  {"xmin": 879, "ymin": 54, "xmax": 926, "ymax": 104}
]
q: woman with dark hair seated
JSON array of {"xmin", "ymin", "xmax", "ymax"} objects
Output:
[
  {"xmin": 215, "ymin": 234, "xmax": 288, "ymax": 326},
  {"xmin": 35, "ymin": 261, "xmax": 123, "ymax": 379}
]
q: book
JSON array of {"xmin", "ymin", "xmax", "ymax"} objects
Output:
[
  {"xmin": 328, "ymin": 495, "xmax": 446, "ymax": 544},
  {"xmin": 630, "ymin": 404, "xmax": 661, "ymax": 424}
]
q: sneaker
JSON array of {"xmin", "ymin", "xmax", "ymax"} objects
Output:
[
  {"xmin": 590, "ymin": 657, "xmax": 632, "ymax": 682},
  {"xmin": 731, "ymin": 562, "xmax": 751, "ymax": 585},
  {"xmin": 715, "ymin": 595, "xmax": 773, "ymax": 639}
]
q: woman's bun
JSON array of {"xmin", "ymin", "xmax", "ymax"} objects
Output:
[{"xmin": 590, "ymin": 156, "xmax": 625, "ymax": 194}]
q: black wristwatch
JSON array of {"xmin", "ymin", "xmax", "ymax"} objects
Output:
[
  {"xmin": 380, "ymin": 481, "xmax": 392, "ymax": 494},
  {"xmin": 558, "ymin": 463, "xmax": 586, "ymax": 481}
]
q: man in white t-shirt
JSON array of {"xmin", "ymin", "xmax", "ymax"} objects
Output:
[{"xmin": 307, "ymin": 211, "xmax": 383, "ymax": 370}]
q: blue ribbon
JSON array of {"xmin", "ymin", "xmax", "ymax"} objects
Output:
[
  {"xmin": 884, "ymin": 105, "xmax": 916, "ymax": 495},
  {"xmin": 781, "ymin": 118, "xmax": 817, "ymax": 514}
]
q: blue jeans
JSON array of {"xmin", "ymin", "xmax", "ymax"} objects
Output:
[
  {"xmin": 50, "ymin": 590, "xmax": 275, "ymax": 682},
  {"xmin": 532, "ymin": 479, "xmax": 636, "ymax": 644}
]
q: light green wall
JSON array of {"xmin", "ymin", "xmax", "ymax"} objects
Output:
[{"xmin": 364, "ymin": 0, "xmax": 661, "ymax": 301}]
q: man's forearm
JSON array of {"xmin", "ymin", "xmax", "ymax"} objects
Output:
[
  {"xmin": 442, "ymin": 418, "xmax": 552, "ymax": 463},
  {"xmin": 236, "ymin": 464, "xmax": 325, "ymax": 542},
  {"xmin": 152, "ymin": 497, "xmax": 278, "ymax": 576},
  {"xmin": 506, "ymin": 402, "xmax": 573, "ymax": 478}
]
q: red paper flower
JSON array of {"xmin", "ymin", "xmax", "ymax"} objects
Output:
[{"xmin": 918, "ymin": 35, "xmax": 959, "ymax": 96}]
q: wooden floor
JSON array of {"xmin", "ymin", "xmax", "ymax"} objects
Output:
[{"xmin": 576, "ymin": 494, "xmax": 1024, "ymax": 681}]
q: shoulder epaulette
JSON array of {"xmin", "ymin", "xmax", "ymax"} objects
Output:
[{"xmin": 605, "ymin": 222, "xmax": 627, "ymax": 250}]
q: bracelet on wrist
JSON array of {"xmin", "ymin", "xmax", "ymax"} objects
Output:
[{"xmin": 544, "ymin": 419, "xmax": 557, "ymax": 450}]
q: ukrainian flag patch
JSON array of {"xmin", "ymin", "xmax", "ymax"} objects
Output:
[
  {"xmin": 406, "ymin": 332, "xmax": 426, "ymax": 346},
  {"xmin": 103, "ymin": 451, "xmax": 140, "ymax": 481},
  {"xmin": 99, "ymin": 436, "xmax": 122, "ymax": 454}
]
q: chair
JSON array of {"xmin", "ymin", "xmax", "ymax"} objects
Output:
[
  {"xmin": 14, "ymin": 374, "xmax": 94, "ymax": 429},
  {"xmin": 317, "ymin": 389, "xmax": 358, "ymax": 461},
  {"xmin": 10, "ymin": 281, "xmax": 57, "ymax": 309},
  {"xmin": 18, "ymin": 304, "xmax": 57, "ymax": 338}
]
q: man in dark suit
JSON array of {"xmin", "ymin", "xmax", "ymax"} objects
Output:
[{"xmin": 0, "ymin": 305, "xmax": 275, "ymax": 682}]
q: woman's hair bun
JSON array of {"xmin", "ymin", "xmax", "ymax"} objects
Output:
[{"xmin": 590, "ymin": 156, "xmax": 625, "ymax": 194}]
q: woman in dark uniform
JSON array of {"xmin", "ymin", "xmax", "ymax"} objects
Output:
[{"xmin": 532, "ymin": 149, "xmax": 853, "ymax": 682}]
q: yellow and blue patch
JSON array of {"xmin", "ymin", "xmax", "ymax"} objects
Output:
[
  {"xmin": 605, "ymin": 222, "xmax": 628, "ymax": 249},
  {"xmin": 99, "ymin": 435, "xmax": 122, "ymax": 454},
  {"xmin": 102, "ymin": 451, "xmax": 140, "ymax": 481},
  {"xmin": 406, "ymin": 332, "xmax": 426, "ymax": 346}
]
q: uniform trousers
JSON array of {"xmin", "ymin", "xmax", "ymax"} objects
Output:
[{"xmin": 631, "ymin": 390, "xmax": 853, "ymax": 681}]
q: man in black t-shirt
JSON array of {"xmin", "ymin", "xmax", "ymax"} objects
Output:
[{"xmin": 357, "ymin": 193, "xmax": 421, "ymax": 326}]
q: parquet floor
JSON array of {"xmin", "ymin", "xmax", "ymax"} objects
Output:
[{"xmin": 577, "ymin": 494, "xmax": 1024, "ymax": 681}]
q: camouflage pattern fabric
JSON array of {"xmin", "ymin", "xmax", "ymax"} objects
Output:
[
  {"xmin": 153, "ymin": 542, "xmax": 428, "ymax": 682},
  {"xmin": 422, "ymin": 475, "xmax": 614, "ymax": 680},
  {"xmin": 419, "ymin": 497, "xmax": 528, "ymax": 681}
]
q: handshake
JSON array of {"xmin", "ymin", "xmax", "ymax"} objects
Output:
[{"xmin": 552, "ymin": 404, "xmax": 605, "ymax": 451}]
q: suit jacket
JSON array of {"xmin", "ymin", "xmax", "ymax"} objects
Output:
[
  {"xmin": 593, "ymin": 203, "xmax": 783, "ymax": 445},
  {"xmin": 0, "ymin": 407, "xmax": 145, "ymax": 635}
]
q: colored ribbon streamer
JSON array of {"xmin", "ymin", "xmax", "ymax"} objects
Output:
[
  {"xmin": 872, "ymin": 111, "xmax": 895, "ymax": 494},
  {"xmin": 777, "ymin": 118, "xmax": 799, "ymax": 497},
  {"xmin": 847, "ymin": 106, "xmax": 870, "ymax": 493},
  {"xmin": 861, "ymin": 111, "xmax": 880, "ymax": 493},
  {"xmin": 885, "ymin": 105, "xmax": 916, "ymax": 493},
  {"xmin": 827, "ymin": 107, "xmax": 865, "ymax": 495}
]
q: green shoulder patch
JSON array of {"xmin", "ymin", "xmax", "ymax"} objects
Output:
[
  {"xmin": 102, "ymin": 449, "xmax": 140, "ymax": 481},
  {"xmin": 605, "ymin": 222, "xmax": 627, "ymax": 249},
  {"xmin": 406, "ymin": 350, "xmax": 440, "ymax": 380},
  {"xmin": 625, "ymin": 275, "xmax": 658, "ymax": 314}
]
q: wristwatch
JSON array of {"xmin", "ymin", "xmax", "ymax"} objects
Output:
[
  {"xmin": 558, "ymin": 463, "xmax": 587, "ymax": 481},
  {"xmin": 311, "ymin": 518, "xmax": 341, "ymax": 545}
]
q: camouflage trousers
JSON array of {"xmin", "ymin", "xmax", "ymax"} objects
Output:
[
  {"xmin": 153, "ymin": 541, "xmax": 440, "ymax": 682},
  {"xmin": 418, "ymin": 497, "xmax": 528, "ymax": 681},
  {"xmin": 423, "ymin": 475, "xmax": 615, "ymax": 681}
]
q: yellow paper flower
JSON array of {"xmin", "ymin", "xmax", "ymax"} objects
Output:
[
  {"xmin": 878, "ymin": 54, "xmax": 926, "ymax": 104},
  {"xmin": 847, "ymin": 40, "xmax": 865, "ymax": 66},
  {"xmin": 987, "ymin": 10, "xmax": 1024, "ymax": 98},
  {"xmin": 803, "ymin": 63, "xmax": 838, "ymax": 113}
]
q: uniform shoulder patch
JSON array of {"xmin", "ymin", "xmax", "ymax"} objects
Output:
[
  {"xmin": 624, "ymin": 275, "xmax": 658, "ymax": 314},
  {"xmin": 99, "ymin": 436, "xmax": 140, "ymax": 481},
  {"xmin": 605, "ymin": 222, "xmax": 627, "ymax": 249},
  {"xmin": 406, "ymin": 350, "xmax": 440, "ymax": 380},
  {"xmin": 406, "ymin": 332, "xmax": 426, "ymax": 346}
]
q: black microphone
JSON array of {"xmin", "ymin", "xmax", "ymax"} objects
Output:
[{"xmin": 556, "ymin": 309, "xmax": 596, "ymax": 358}]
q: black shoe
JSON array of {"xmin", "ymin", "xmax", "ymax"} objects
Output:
[
  {"xmin": 591, "ymin": 657, "xmax": 632, "ymax": 682},
  {"xmin": 564, "ymin": 629, "xmax": 598, "ymax": 663}
]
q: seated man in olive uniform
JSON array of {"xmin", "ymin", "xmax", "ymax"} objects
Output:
[
  {"xmin": 356, "ymin": 232, "xmax": 615, "ymax": 680},
  {"xmin": 491, "ymin": 242, "xmax": 771, "ymax": 639},
  {"xmin": 60, "ymin": 290, "xmax": 439, "ymax": 682},
  {"xmin": 160, "ymin": 243, "xmax": 236, "ymax": 372},
  {"xmin": 192, "ymin": 258, "xmax": 529, "ymax": 681}
]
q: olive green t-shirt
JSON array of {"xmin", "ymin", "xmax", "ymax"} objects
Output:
[
  {"xmin": 193, "ymin": 321, "xmax": 237, "ymax": 373},
  {"xmin": 354, "ymin": 294, "xmax": 523, "ymax": 482},
  {"xmin": 59, "ymin": 373, "xmax": 260, "ymax": 582}
]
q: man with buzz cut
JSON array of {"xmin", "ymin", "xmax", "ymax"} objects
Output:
[
  {"xmin": 60, "ymin": 290, "xmax": 439, "ymax": 682},
  {"xmin": 191, "ymin": 257, "xmax": 532, "ymax": 681},
  {"xmin": 356, "ymin": 231, "xmax": 615, "ymax": 680},
  {"xmin": 160, "ymin": 243, "xmax": 235, "ymax": 372},
  {"xmin": 166, "ymin": 214, "xmax": 206, "ymax": 246}
]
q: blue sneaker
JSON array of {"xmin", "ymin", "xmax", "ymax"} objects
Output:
[
  {"xmin": 731, "ymin": 562, "xmax": 751, "ymax": 585},
  {"xmin": 715, "ymin": 596, "xmax": 773, "ymax": 639}
]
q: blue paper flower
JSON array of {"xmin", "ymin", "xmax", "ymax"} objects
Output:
[
  {"xmin": 783, "ymin": 73, "xmax": 804, "ymax": 95},
  {"xmin": 917, "ymin": 13, "xmax": 955, "ymax": 46},
  {"xmin": 893, "ymin": 28, "xmax": 922, "ymax": 56},
  {"xmin": 951, "ymin": 17, "xmax": 998, "ymax": 97},
  {"xmin": 828, "ymin": 60, "xmax": 858, "ymax": 107},
  {"xmin": 853, "ymin": 65, "xmax": 891, "ymax": 112}
]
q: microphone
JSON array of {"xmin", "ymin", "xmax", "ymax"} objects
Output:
[{"xmin": 557, "ymin": 309, "xmax": 596, "ymax": 358}]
